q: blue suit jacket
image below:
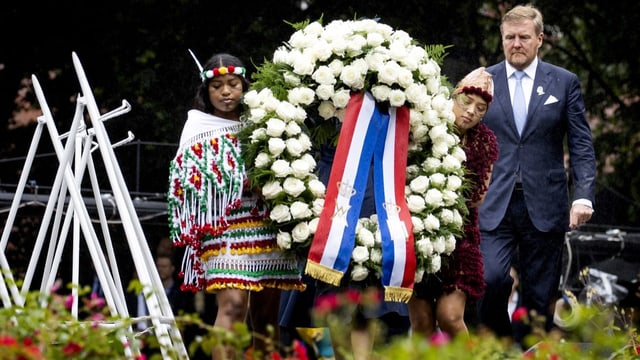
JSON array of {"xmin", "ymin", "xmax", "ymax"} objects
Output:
[{"xmin": 478, "ymin": 60, "xmax": 596, "ymax": 233}]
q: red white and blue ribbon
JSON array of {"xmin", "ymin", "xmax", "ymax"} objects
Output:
[{"xmin": 305, "ymin": 92, "xmax": 415, "ymax": 302}]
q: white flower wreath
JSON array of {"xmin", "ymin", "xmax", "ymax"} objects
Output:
[{"xmin": 240, "ymin": 18, "xmax": 468, "ymax": 283}]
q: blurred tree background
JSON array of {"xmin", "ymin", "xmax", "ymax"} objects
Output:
[{"xmin": 0, "ymin": 0, "xmax": 638, "ymax": 236}]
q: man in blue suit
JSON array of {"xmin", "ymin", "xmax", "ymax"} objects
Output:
[{"xmin": 477, "ymin": 4, "xmax": 596, "ymax": 343}]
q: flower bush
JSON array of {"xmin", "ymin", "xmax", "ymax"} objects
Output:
[
  {"xmin": 240, "ymin": 18, "xmax": 467, "ymax": 282},
  {"xmin": 0, "ymin": 285, "xmax": 143, "ymax": 360}
]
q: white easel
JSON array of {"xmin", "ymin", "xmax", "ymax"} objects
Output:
[{"xmin": 0, "ymin": 52, "xmax": 188, "ymax": 359}]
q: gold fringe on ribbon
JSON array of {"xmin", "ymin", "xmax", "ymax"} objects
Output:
[
  {"xmin": 384, "ymin": 285, "xmax": 413, "ymax": 303},
  {"xmin": 305, "ymin": 260, "xmax": 344, "ymax": 287}
]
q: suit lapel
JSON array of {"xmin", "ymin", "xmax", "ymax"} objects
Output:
[
  {"xmin": 491, "ymin": 63, "xmax": 520, "ymax": 137},
  {"xmin": 521, "ymin": 62, "xmax": 553, "ymax": 140}
]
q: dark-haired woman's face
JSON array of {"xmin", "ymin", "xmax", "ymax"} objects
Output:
[{"xmin": 208, "ymin": 74, "xmax": 244, "ymax": 120}]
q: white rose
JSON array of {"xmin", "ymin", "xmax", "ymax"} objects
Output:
[
  {"xmin": 439, "ymin": 208, "xmax": 454, "ymax": 224},
  {"xmin": 312, "ymin": 65, "xmax": 337, "ymax": 85},
  {"xmin": 442, "ymin": 154, "xmax": 462, "ymax": 172},
  {"xmin": 442, "ymin": 190, "xmax": 459, "ymax": 206},
  {"xmin": 444, "ymin": 234, "xmax": 456, "ymax": 254},
  {"xmin": 429, "ymin": 173, "xmax": 446, "ymax": 187},
  {"xmin": 292, "ymin": 53, "xmax": 315, "ymax": 76},
  {"xmin": 446, "ymin": 175, "xmax": 463, "ymax": 191},
  {"xmin": 291, "ymin": 222, "xmax": 311, "ymax": 243},
  {"xmin": 432, "ymin": 236, "xmax": 445, "ymax": 253},
  {"xmin": 285, "ymin": 138, "xmax": 304, "ymax": 157},
  {"xmin": 300, "ymin": 154, "xmax": 317, "ymax": 169},
  {"xmin": 308, "ymin": 179, "xmax": 326, "ymax": 197},
  {"xmin": 243, "ymin": 89, "xmax": 260, "ymax": 108},
  {"xmin": 388, "ymin": 89, "xmax": 406, "ymax": 107},
  {"xmin": 351, "ymin": 246, "xmax": 370, "ymax": 264},
  {"xmin": 285, "ymin": 121, "xmax": 302, "ymax": 136},
  {"xmin": 290, "ymin": 201, "xmax": 313, "ymax": 219},
  {"xmin": 378, "ymin": 61, "xmax": 400, "ymax": 85},
  {"xmin": 423, "ymin": 214, "xmax": 440, "ymax": 232},
  {"xmin": 357, "ymin": 227, "xmax": 375, "ymax": 247},
  {"xmin": 312, "ymin": 198, "xmax": 325, "ymax": 216},
  {"xmin": 270, "ymin": 204, "xmax": 292, "ymax": 223},
  {"xmin": 407, "ymin": 194, "xmax": 426, "ymax": 212},
  {"xmin": 326, "ymin": 58, "xmax": 344, "ymax": 76},
  {"xmin": 409, "ymin": 175, "xmax": 430, "ymax": 194},
  {"xmin": 339, "ymin": 65, "xmax": 365, "ymax": 89},
  {"xmin": 254, "ymin": 152, "xmax": 271, "ymax": 169},
  {"xmin": 283, "ymin": 177, "xmax": 306, "ymax": 197},
  {"xmin": 371, "ymin": 85, "xmax": 391, "ymax": 102},
  {"xmin": 331, "ymin": 89, "xmax": 351, "ymax": 109},
  {"xmin": 351, "ymin": 264, "xmax": 369, "ymax": 282},
  {"xmin": 283, "ymin": 71, "xmax": 301, "ymax": 86},
  {"xmin": 248, "ymin": 108, "xmax": 267, "ymax": 124},
  {"xmin": 411, "ymin": 216, "xmax": 425, "ymax": 233},
  {"xmin": 271, "ymin": 159, "xmax": 292, "ymax": 178},
  {"xmin": 315, "ymin": 84, "xmax": 335, "ymax": 101},
  {"xmin": 423, "ymin": 157, "xmax": 441, "ymax": 172},
  {"xmin": 308, "ymin": 217, "xmax": 320, "ymax": 234},
  {"xmin": 369, "ymin": 248, "xmax": 382, "ymax": 265},
  {"xmin": 317, "ymin": 100, "xmax": 336, "ymax": 120},
  {"xmin": 428, "ymin": 124, "xmax": 448, "ymax": 140},
  {"xmin": 428, "ymin": 254, "xmax": 441, "ymax": 273},
  {"xmin": 287, "ymin": 87, "xmax": 316, "ymax": 106},
  {"xmin": 297, "ymin": 133, "xmax": 312, "ymax": 152},
  {"xmin": 396, "ymin": 67, "xmax": 415, "ymax": 88},
  {"xmin": 431, "ymin": 138, "xmax": 450, "ymax": 158},
  {"xmin": 250, "ymin": 128, "xmax": 267, "ymax": 143},
  {"xmin": 424, "ymin": 188, "xmax": 443, "ymax": 207},
  {"xmin": 268, "ymin": 137, "xmax": 286, "ymax": 156},
  {"xmin": 276, "ymin": 101, "xmax": 300, "ymax": 122},
  {"xmin": 452, "ymin": 209, "xmax": 463, "ymax": 227},
  {"xmin": 415, "ymin": 268, "xmax": 425, "ymax": 283},
  {"xmin": 262, "ymin": 181, "xmax": 283, "ymax": 200},
  {"xmin": 416, "ymin": 238, "xmax": 433, "ymax": 256},
  {"xmin": 291, "ymin": 159, "xmax": 312, "ymax": 178},
  {"xmin": 266, "ymin": 118, "xmax": 286, "ymax": 137},
  {"xmin": 276, "ymin": 231, "xmax": 292, "ymax": 250},
  {"xmin": 451, "ymin": 146, "xmax": 467, "ymax": 163}
]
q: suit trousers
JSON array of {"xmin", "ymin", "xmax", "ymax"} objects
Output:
[{"xmin": 477, "ymin": 187, "xmax": 564, "ymax": 340}]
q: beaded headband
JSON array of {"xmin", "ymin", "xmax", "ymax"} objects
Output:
[{"xmin": 188, "ymin": 49, "xmax": 246, "ymax": 82}]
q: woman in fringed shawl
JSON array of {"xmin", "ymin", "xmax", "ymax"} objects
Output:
[{"xmin": 167, "ymin": 52, "xmax": 305, "ymax": 358}]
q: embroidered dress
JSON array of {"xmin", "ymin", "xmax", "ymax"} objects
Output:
[{"xmin": 168, "ymin": 110, "xmax": 305, "ymax": 293}]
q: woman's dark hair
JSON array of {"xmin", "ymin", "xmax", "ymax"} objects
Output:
[{"xmin": 193, "ymin": 53, "xmax": 250, "ymax": 113}]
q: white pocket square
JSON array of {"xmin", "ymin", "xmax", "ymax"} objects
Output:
[{"xmin": 544, "ymin": 95, "xmax": 559, "ymax": 105}]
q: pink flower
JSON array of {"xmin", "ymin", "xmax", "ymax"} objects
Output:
[
  {"xmin": 429, "ymin": 331, "xmax": 451, "ymax": 347},
  {"xmin": 62, "ymin": 341, "xmax": 83, "ymax": 355},
  {"xmin": 64, "ymin": 294, "xmax": 74, "ymax": 310}
]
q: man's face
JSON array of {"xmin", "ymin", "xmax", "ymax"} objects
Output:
[
  {"xmin": 156, "ymin": 257, "xmax": 174, "ymax": 281},
  {"xmin": 501, "ymin": 20, "xmax": 543, "ymax": 70}
]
